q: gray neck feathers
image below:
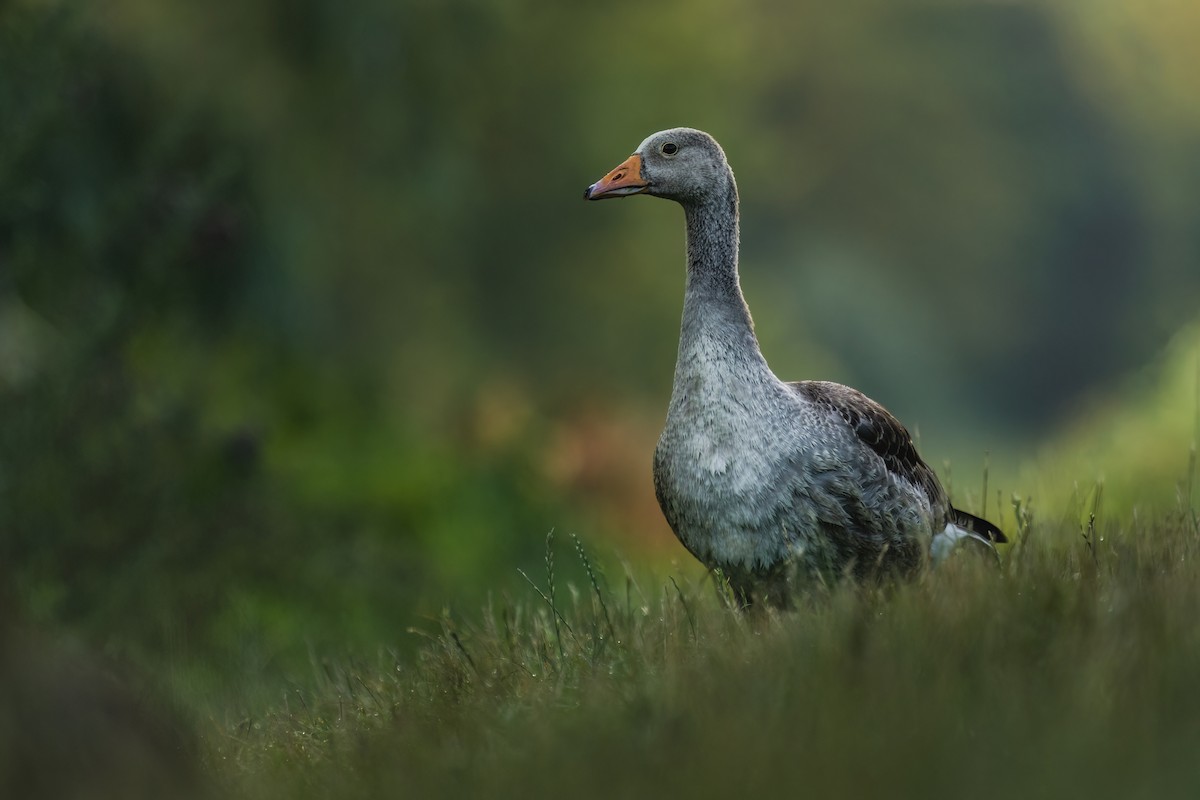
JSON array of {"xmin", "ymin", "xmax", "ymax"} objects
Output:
[{"xmin": 675, "ymin": 172, "xmax": 767, "ymax": 376}]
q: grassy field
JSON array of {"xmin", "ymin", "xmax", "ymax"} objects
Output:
[
  {"xmin": 163, "ymin": 502, "xmax": 1197, "ymax": 800},
  {"xmin": 6, "ymin": 488, "xmax": 1200, "ymax": 798}
]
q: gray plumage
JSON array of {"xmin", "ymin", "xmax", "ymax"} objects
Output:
[{"xmin": 585, "ymin": 127, "xmax": 1004, "ymax": 606}]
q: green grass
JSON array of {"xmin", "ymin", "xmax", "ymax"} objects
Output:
[{"xmin": 194, "ymin": 513, "xmax": 1200, "ymax": 799}]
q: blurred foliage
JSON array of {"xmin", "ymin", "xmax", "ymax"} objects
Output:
[
  {"xmin": 0, "ymin": 3, "xmax": 564, "ymax": 685},
  {"xmin": 1028, "ymin": 321, "xmax": 1200, "ymax": 516},
  {"xmin": 0, "ymin": 616, "xmax": 206, "ymax": 799},
  {"xmin": 2, "ymin": 0, "xmax": 1199, "ymax": 683}
]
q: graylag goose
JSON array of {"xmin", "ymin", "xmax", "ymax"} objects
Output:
[{"xmin": 585, "ymin": 127, "xmax": 1005, "ymax": 607}]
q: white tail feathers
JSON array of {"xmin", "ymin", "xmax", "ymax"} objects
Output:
[{"xmin": 931, "ymin": 523, "xmax": 1000, "ymax": 565}]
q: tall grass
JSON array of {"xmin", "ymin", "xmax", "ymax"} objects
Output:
[{"xmin": 204, "ymin": 508, "xmax": 1200, "ymax": 799}]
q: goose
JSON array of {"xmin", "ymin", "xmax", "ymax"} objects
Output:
[{"xmin": 584, "ymin": 128, "xmax": 1005, "ymax": 607}]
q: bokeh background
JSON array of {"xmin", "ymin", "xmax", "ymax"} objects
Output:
[{"xmin": 3, "ymin": 0, "xmax": 1199, "ymax": 699}]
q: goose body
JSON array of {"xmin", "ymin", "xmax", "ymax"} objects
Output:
[{"xmin": 585, "ymin": 128, "xmax": 1005, "ymax": 606}]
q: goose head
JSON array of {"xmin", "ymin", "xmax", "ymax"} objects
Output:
[{"xmin": 584, "ymin": 128, "xmax": 733, "ymax": 205}]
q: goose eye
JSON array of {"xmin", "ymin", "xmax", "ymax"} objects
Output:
[{"xmin": 661, "ymin": 142, "xmax": 678, "ymax": 156}]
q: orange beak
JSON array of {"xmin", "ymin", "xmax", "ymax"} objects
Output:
[{"xmin": 584, "ymin": 154, "xmax": 649, "ymax": 200}]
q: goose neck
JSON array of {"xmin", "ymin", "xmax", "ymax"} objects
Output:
[
  {"xmin": 680, "ymin": 186, "xmax": 755, "ymax": 331},
  {"xmin": 683, "ymin": 190, "xmax": 740, "ymax": 297},
  {"xmin": 675, "ymin": 186, "xmax": 766, "ymax": 373}
]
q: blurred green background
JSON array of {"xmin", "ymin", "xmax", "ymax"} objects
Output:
[{"xmin": 2, "ymin": 0, "xmax": 1198, "ymax": 694}]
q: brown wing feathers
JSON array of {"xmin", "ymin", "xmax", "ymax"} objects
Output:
[
  {"xmin": 791, "ymin": 380, "xmax": 1007, "ymax": 545},
  {"xmin": 791, "ymin": 380, "xmax": 946, "ymax": 504}
]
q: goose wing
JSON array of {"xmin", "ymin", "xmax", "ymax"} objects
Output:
[
  {"xmin": 789, "ymin": 380, "xmax": 1007, "ymax": 545},
  {"xmin": 788, "ymin": 380, "xmax": 948, "ymax": 513}
]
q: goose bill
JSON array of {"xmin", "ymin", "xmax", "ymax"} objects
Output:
[{"xmin": 584, "ymin": 154, "xmax": 649, "ymax": 200}]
